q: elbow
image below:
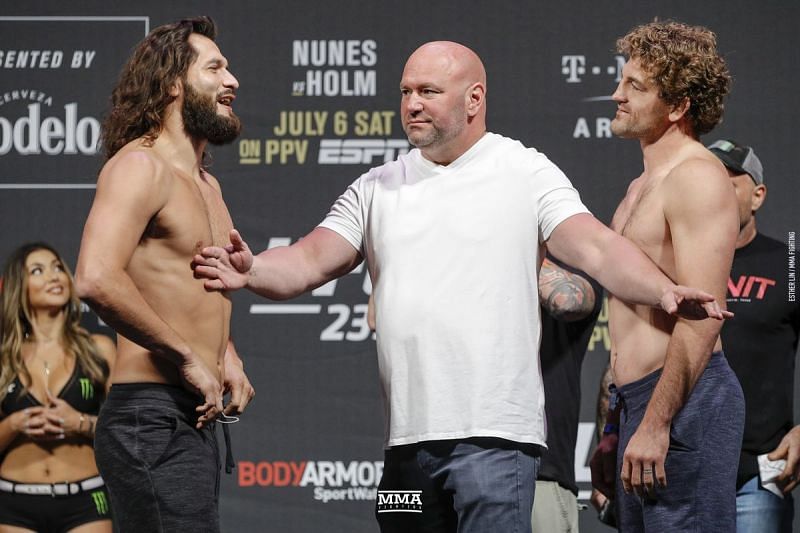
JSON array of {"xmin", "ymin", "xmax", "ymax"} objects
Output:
[{"xmin": 74, "ymin": 267, "xmax": 106, "ymax": 305}]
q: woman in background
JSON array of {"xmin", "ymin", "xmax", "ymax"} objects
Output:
[{"xmin": 0, "ymin": 242, "xmax": 115, "ymax": 533}]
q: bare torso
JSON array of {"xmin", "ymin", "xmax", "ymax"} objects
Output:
[
  {"xmin": 609, "ymin": 147, "xmax": 725, "ymax": 386},
  {"xmin": 112, "ymin": 144, "xmax": 233, "ymax": 386},
  {"xmin": 1, "ymin": 337, "xmax": 108, "ymax": 483}
]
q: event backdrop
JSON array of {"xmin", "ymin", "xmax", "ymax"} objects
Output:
[{"xmin": 1, "ymin": 1, "xmax": 798, "ymax": 531}]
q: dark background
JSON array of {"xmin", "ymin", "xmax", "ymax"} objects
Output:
[{"xmin": 2, "ymin": 2, "xmax": 797, "ymax": 531}]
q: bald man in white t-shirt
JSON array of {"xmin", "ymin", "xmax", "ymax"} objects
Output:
[{"xmin": 193, "ymin": 41, "xmax": 729, "ymax": 533}]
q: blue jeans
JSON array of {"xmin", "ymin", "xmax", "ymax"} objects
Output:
[
  {"xmin": 737, "ymin": 475, "xmax": 794, "ymax": 533},
  {"xmin": 376, "ymin": 437, "xmax": 540, "ymax": 533}
]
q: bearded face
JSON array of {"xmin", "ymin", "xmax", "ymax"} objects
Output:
[{"xmin": 182, "ymin": 80, "xmax": 241, "ymax": 145}]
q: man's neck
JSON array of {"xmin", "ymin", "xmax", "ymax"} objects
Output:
[
  {"xmin": 639, "ymin": 123, "xmax": 696, "ymax": 176},
  {"xmin": 736, "ymin": 220, "xmax": 758, "ymax": 249},
  {"xmin": 421, "ymin": 129, "xmax": 486, "ymax": 166},
  {"xmin": 156, "ymin": 106, "xmax": 207, "ymax": 177}
]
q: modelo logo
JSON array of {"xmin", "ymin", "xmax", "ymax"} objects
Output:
[{"xmin": 0, "ymin": 103, "xmax": 100, "ymax": 156}]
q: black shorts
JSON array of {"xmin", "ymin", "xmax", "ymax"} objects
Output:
[
  {"xmin": 94, "ymin": 383, "xmax": 221, "ymax": 533},
  {"xmin": 0, "ymin": 476, "xmax": 111, "ymax": 533}
]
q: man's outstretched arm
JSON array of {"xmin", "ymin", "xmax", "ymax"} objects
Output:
[
  {"xmin": 194, "ymin": 227, "xmax": 362, "ymax": 299},
  {"xmin": 546, "ymin": 212, "xmax": 730, "ymax": 320}
]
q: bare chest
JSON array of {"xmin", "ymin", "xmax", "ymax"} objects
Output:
[
  {"xmin": 145, "ymin": 173, "xmax": 233, "ymax": 256},
  {"xmin": 611, "ymin": 179, "xmax": 669, "ymax": 251}
]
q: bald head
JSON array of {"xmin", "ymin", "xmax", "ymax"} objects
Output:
[
  {"xmin": 400, "ymin": 41, "xmax": 487, "ymax": 165},
  {"xmin": 405, "ymin": 41, "xmax": 487, "ymax": 89}
]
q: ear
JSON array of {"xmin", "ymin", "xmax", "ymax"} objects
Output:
[
  {"xmin": 751, "ymin": 184, "xmax": 767, "ymax": 213},
  {"xmin": 169, "ymin": 79, "xmax": 182, "ymax": 98},
  {"xmin": 668, "ymin": 97, "xmax": 691, "ymax": 123},
  {"xmin": 465, "ymin": 82, "xmax": 485, "ymax": 117}
]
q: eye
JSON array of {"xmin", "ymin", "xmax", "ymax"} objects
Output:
[
  {"xmin": 54, "ymin": 264, "xmax": 64, "ymax": 272},
  {"xmin": 30, "ymin": 267, "xmax": 42, "ymax": 275},
  {"xmin": 400, "ymin": 88, "xmax": 410, "ymax": 96}
]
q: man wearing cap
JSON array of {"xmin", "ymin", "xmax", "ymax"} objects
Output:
[{"xmin": 709, "ymin": 139, "xmax": 800, "ymax": 533}]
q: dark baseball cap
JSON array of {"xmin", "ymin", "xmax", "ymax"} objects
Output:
[{"xmin": 707, "ymin": 139, "xmax": 764, "ymax": 185}]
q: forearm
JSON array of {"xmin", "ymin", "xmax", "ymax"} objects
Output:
[
  {"xmin": 246, "ymin": 240, "xmax": 358, "ymax": 300},
  {"xmin": 640, "ymin": 321, "xmax": 720, "ymax": 429},
  {"xmin": 0, "ymin": 415, "xmax": 20, "ymax": 453},
  {"xmin": 74, "ymin": 412, "xmax": 97, "ymax": 439},
  {"xmin": 588, "ymin": 234, "xmax": 672, "ymax": 308},
  {"xmin": 76, "ymin": 270, "xmax": 193, "ymax": 364},
  {"xmin": 547, "ymin": 216, "xmax": 672, "ymax": 308}
]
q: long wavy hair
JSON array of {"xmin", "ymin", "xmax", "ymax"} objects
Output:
[
  {"xmin": 617, "ymin": 20, "xmax": 731, "ymax": 136},
  {"xmin": 101, "ymin": 16, "xmax": 217, "ymax": 160},
  {"xmin": 0, "ymin": 243, "xmax": 109, "ymax": 403}
]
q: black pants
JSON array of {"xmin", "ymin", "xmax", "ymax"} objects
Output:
[{"xmin": 94, "ymin": 383, "xmax": 221, "ymax": 533}]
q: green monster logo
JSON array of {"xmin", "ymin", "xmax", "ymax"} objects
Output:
[
  {"xmin": 79, "ymin": 378, "xmax": 94, "ymax": 400},
  {"xmin": 91, "ymin": 490, "xmax": 109, "ymax": 515}
]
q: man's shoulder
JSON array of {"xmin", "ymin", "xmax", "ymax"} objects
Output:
[
  {"xmin": 663, "ymin": 146, "xmax": 728, "ymax": 189},
  {"xmin": 101, "ymin": 142, "xmax": 167, "ymax": 179}
]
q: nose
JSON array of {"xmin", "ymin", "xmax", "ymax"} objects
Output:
[
  {"xmin": 404, "ymin": 92, "xmax": 423, "ymax": 114},
  {"xmin": 611, "ymin": 82, "xmax": 625, "ymax": 103},
  {"xmin": 224, "ymin": 69, "xmax": 239, "ymax": 90}
]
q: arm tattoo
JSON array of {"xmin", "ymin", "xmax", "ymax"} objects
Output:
[{"xmin": 539, "ymin": 259, "xmax": 596, "ymax": 321}]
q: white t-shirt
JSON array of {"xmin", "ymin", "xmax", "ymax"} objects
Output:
[{"xmin": 319, "ymin": 132, "xmax": 590, "ymax": 447}]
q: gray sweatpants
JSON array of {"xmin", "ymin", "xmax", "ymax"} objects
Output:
[
  {"xmin": 94, "ymin": 383, "xmax": 221, "ymax": 533},
  {"xmin": 616, "ymin": 351, "xmax": 745, "ymax": 532}
]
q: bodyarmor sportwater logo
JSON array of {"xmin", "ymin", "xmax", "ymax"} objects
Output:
[
  {"xmin": 91, "ymin": 490, "xmax": 109, "ymax": 515},
  {"xmin": 79, "ymin": 378, "xmax": 94, "ymax": 400},
  {"xmin": 376, "ymin": 490, "xmax": 423, "ymax": 513},
  {"xmin": 239, "ymin": 459, "xmax": 382, "ymax": 503}
]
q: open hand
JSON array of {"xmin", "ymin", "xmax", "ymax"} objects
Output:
[
  {"xmin": 660, "ymin": 285, "xmax": 733, "ymax": 320},
  {"xmin": 193, "ymin": 229, "xmax": 253, "ymax": 292}
]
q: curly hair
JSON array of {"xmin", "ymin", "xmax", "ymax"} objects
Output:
[
  {"xmin": 617, "ymin": 21, "xmax": 731, "ymax": 136},
  {"xmin": 0, "ymin": 243, "xmax": 109, "ymax": 404},
  {"xmin": 101, "ymin": 16, "xmax": 217, "ymax": 160}
]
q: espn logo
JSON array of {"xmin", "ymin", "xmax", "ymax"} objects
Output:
[{"xmin": 318, "ymin": 139, "xmax": 410, "ymax": 165}]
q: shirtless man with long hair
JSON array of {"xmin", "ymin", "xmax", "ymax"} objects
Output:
[{"xmin": 75, "ymin": 16, "xmax": 254, "ymax": 532}]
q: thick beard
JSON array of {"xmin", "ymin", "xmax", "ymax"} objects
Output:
[{"xmin": 182, "ymin": 82, "xmax": 241, "ymax": 145}]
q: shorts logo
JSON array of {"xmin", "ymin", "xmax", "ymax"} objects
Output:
[
  {"xmin": 376, "ymin": 490, "xmax": 423, "ymax": 513},
  {"xmin": 91, "ymin": 490, "xmax": 109, "ymax": 515},
  {"xmin": 79, "ymin": 378, "xmax": 94, "ymax": 400}
]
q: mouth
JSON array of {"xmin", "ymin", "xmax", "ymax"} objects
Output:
[
  {"xmin": 405, "ymin": 119, "xmax": 429, "ymax": 127},
  {"xmin": 46, "ymin": 286, "xmax": 64, "ymax": 295},
  {"xmin": 217, "ymin": 93, "xmax": 235, "ymax": 109}
]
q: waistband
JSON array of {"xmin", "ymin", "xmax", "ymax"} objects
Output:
[
  {"xmin": 106, "ymin": 382, "xmax": 202, "ymax": 413},
  {"xmin": 0, "ymin": 475, "xmax": 104, "ymax": 497},
  {"xmin": 105, "ymin": 382, "xmax": 237, "ymax": 475},
  {"xmin": 617, "ymin": 351, "xmax": 727, "ymax": 401}
]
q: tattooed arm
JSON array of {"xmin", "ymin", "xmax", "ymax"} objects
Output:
[{"xmin": 539, "ymin": 257, "xmax": 597, "ymax": 322}]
